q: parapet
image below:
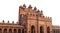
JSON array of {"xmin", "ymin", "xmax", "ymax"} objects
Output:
[
  {"xmin": 0, "ymin": 20, "xmax": 18, "ymax": 24},
  {"xmin": 19, "ymin": 4, "xmax": 52, "ymax": 22},
  {"xmin": 19, "ymin": 4, "xmax": 44, "ymax": 16},
  {"xmin": 40, "ymin": 16, "xmax": 52, "ymax": 22}
]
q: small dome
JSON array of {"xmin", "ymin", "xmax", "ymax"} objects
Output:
[
  {"xmin": 41, "ymin": 10, "xmax": 43, "ymax": 13},
  {"xmin": 28, "ymin": 5, "xmax": 32, "ymax": 8},
  {"xmin": 2, "ymin": 20, "xmax": 4, "ymax": 23},
  {"xmin": 8, "ymin": 20, "xmax": 9, "ymax": 23},
  {"xmin": 12, "ymin": 21, "xmax": 14, "ymax": 23},
  {"xmin": 23, "ymin": 4, "xmax": 26, "ymax": 8},
  {"xmin": 34, "ymin": 7, "xmax": 37, "ymax": 10}
]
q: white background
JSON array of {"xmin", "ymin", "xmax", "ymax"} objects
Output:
[{"xmin": 0, "ymin": 0, "xmax": 60, "ymax": 26}]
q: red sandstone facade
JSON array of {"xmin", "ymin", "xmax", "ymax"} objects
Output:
[
  {"xmin": 19, "ymin": 4, "xmax": 52, "ymax": 33},
  {"xmin": 52, "ymin": 26, "xmax": 60, "ymax": 33},
  {"xmin": 0, "ymin": 4, "xmax": 59, "ymax": 33}
]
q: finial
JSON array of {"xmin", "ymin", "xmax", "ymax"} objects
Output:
[
  {"xmin": 28, "ymin": 5, "xmax": 32, "ymax": 9},
  {"xmin": 23, "ymin": 4, "xmax": 26, "ymax": 8},
  {"xmin": 34, "ymin": 7, "xmax": 37, "ymax": 10},
  {"xmin": 2, "ymin": 20, "xmax": 4, "ymax": 23}
]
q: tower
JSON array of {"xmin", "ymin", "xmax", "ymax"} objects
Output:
[
  {"xmin": 19, "ymin": 4, "xmax": 38, "ymax": 33},
  {"xmin": 19, "ymin": 4, "xmax": 52, "ymax": 33}
]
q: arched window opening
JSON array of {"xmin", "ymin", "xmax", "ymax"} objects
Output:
[
  {"xmin": 14, "ymin": 29, "xmax": 17, "ymax": 33},
  {"xmin": 40, "ymin": 26, "xmax": 44, "ymax": 33},
  {"xmin": 0, "ymin": 29, "xmax": 2, "ymax": 33},
  {"xmin": 47, "ymin": 27, "xmax": 50, "ymax": 33},
  {"xmin": 18, "ymin": 29, "xmax": 21, "ymax": 33},
  {"xmin": 9, "ymin": 29, "xmax": 12, "ymax": 33},
  {"xmin": 31, "ymin": 26, "xmax": 35, "ymax": 33},
  {"xmin": 22, "ymin": 29, "xmax": 24, "ymax": 33},
  {"xmin": 4, "ymin": 29, "xmax": 7, "ymax": 33}
]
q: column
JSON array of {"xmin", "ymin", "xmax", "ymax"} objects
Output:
[
  {"xmin": 21, "ymin": 29, "xmax": 22, "ymax": 33},
  {"xmin": 2, "ymin": 28, "xmax": 4, "ymax": 33},
  {"xmin": 12, "ymin": 28, "xmax": 14, "ymax": 33},
  {"xmin": 16, "ymin": 29, "xmax": 18, "ymax": 33},
  {"xmin": 7, "ymin": 28, "xmax": 9, "ymax": 33}
]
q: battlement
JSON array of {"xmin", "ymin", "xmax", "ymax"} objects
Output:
[
  {"xmin": 19, "ymin": 4, "xmax": 43, "ymax": 16},
  {"xmin": 0, "ymin": 20, "xmax": 19, "ymax": 24},
  {"xmin": 19, "ymin": 4, "xmax": 52, "ymax": 22},
  {"xmin": 39, "ymin": 16, "xmax": 52, "ymax": 22}
]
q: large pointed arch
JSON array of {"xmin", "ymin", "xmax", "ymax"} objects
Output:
[
  {"xmin": 31, "ymin": 25, "xmax": 35, "ymax": 33},
  {"xmin": 40, "ymin": 26, "xmax": 44, "ymax": 33},
  {"xmin": 47, "ymin": 27, "xmax": 50, "ymax": 33}
]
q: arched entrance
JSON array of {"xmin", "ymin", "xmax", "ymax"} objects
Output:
[
  {"xmin": 40, "ymin": 26, "xmax": 44, "ymax": 33},
  {"xmin": 0, "ymin": 29, "xmax": 2, "ymax": 33},
  {"xmin": 22, "ymin": 29, "xmax": 24, "ymax": 33},
  {"xmin": 14, "ymin": 29, "xmax": 17, "ymax": 33},
  {"xmin": 9, "ymin": 29, "xmax": 12, "ymax": 33},
  {"xmin": 18, "ymin": 29, "xmax": 21, "ymax": 33},
  {"xmin": 47, "ymin": 27, "xmax": 50, "ymax": 33},
  {"xmin": 4, "ymin": 29, "xmax": 7, "ymax": 33},
  {"xmin": 31, "ymin": 26, "xmax": 35, "ymax": 33}
]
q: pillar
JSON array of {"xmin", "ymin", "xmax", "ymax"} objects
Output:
[
  {"xmin": 21, "ymin": 29, "xmax": 22, "ymax": 33},
  {"xmin": 2, "ymin": 28, "xmax": 4, "ymax": 33},
  {"xmin": 16, "ymin": 29, "xmax": 18, "ymax": 33},
  {"xmin": 12, "ymin": 28, "xmax": 14, "ymax": 33}
]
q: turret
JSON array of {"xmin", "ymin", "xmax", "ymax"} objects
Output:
[
  {"xmin": 34, "ymin": 7, "xmax": 37, "ymax": 10},
  {"xmin": 18, "ymin": 4, "xmax": 52, "ymax": 23},
  {"xmin": 12, "ymin": 21, "xmax": 14, "ymax": 24},
  {"xmin": 23, "ymin": 4, "xmax": 26, "ymax": 8},
  {"xmin": 2, "ymin": 20, "xmax": 4, "ymax": 23},
  {"xmin": 7, "ymin": 20, "xmax": 9, "ymax": 23},
  {"xmin": 40, "ymin": 10, "xmax": 43, "ymax": 16},
  {"xmin": 28, "ymin": 5, "xmax": 32, "ymax": 10}
]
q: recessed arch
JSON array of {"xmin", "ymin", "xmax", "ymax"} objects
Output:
[
  {"xmin": 22, "ymin": 29, "xmax": 24, "ymax": 33},
  {"xmin": 47, "ymin": 27, "xmax": 50, "ymax": 33},
  {"xmin": 40, "ymin": 26, "xmax": 44, "ymax": 33},
  {"xmin": 4, "ymin": 29, "xmax": 7, "ymax": 33},
  {"xmin": 9, "ymin": 29, "xmax": 12, "ymax": 33},
  {"xmin": 18, "ymin": 29, "xmax": 21, "ymax": 33},
  {"xmin": 14, "ymin": 29, "xmax": 17, "ymax": 33},
  {"xmin": 31, "ymin": 25, "xmax": 35, "ymax": 33}
]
